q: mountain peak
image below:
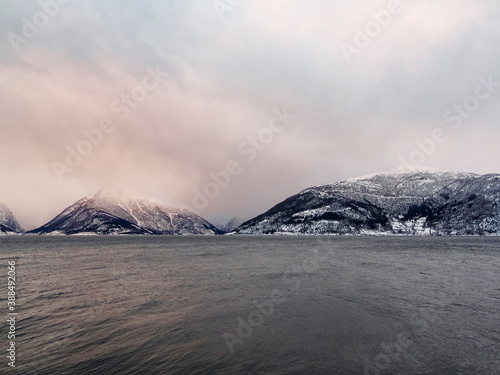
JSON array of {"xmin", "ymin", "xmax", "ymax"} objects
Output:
[
  {"xmin": 390, "ymin": 165, "xmax": 444, "ymax": 174},
  {"xmin": 93, "ymin": 186, "xmax": 149, "ymax": 202},
  {"xmin": 30, "ymin": 189, "xmax": 221, "ymax": 235},
  {"xmin": 346, "ymin": 165, "xmax": 472, "ymax": 182},
  {"xmin": 0, "ymin": 203, "xmax": 24, "ymax": 234}
]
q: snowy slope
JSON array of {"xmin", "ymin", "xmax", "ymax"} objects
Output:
[
  {"xmin": 29, "ymin": 188, "xmax": 222, "ymax": 235},
  {"xmin": 233, "ymin": 167, "xmax": 500, "ymax": 236},
  {"xmin": 0, "ymin": 203, "xmax": 24, "ymax": 235}
]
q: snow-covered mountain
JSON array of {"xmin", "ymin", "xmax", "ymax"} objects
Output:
[
  {"xmin": 216, "ymin": 217, "xmax": 241, "ymax": 233},
  {"xmin": 29, "ymin": 188, "xmax": 222, "ymax": 235},
  {"xmin": 233, "ymin": 166, "xmax": 500, "ymax": 236},
  {"xmin": 0, "ymin": 203, "xmax": 24, "ymax": 235}
]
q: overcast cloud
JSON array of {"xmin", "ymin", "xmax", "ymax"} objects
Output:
[{"xmin": 1, "ymin": 0, "xmax": 500, "ymax": 229}]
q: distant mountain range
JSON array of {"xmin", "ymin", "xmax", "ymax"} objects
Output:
[
  {"xmin": 232, "ymin": 166, "xmax": 500, "ymax": 236},
  {"xmin": 2, "ymin": 167, "xmax": 500, "ymax": 236},
  {"xmin": 28, "ymin": 188, "xmax": 222, "ymax": 235}
]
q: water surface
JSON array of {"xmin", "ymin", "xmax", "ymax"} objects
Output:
[{"xmin": 0, "ymin": 236, "xmax": 499, "ymax": 374}]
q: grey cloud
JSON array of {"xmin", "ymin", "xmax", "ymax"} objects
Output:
[{"xmin": 1, "ymin": 0, "xmax": 500, "ymax": 229}]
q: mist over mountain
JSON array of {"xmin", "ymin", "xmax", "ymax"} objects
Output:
[
  {"xmin": 215, "ymin": 217, "xmax": 241, "ymax": 233},
  {"xmin": 29, "ymin": 188, "xmax": 222, "ymax": 235},
  {"xmin": 232, "ymin": 166, "xmax": 500, "ymax": 236}
]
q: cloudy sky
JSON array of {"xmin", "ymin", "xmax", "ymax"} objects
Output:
[{"xmin": 1, "ymin": 0, "xmax": 500, "ymax": 229}]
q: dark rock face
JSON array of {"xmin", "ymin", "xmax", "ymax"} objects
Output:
[
  {"xmin": 29, "ymin": 188, "xmax": 222, "ymax": 235},
  {"xmin": 0, "ymin": 203, "xmax": 24, "ymax": 234},
  {"xmin": 233, "ymin": 167, "xmax": 500, "ymax": 235}
]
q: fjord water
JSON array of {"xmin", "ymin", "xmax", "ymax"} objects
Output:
[{"xmin": 1, "ymin": 236, "xmax": 499, "ymax": 374}]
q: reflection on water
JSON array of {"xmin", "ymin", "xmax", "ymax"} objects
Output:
[{"xmin": 0, "ymin": 236, "xmax": 499, "ymax": 374}]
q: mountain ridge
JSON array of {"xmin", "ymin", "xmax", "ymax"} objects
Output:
[
  {"xmin": 28, "ymin": 188, "xmax": 222, "ymax": 235},
  {"xmin": 232, "ymin": 166, "xmax": 500, "ymax": 236}
]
